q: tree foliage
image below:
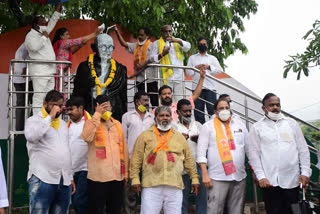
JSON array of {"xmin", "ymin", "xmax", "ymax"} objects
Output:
[
  {"xmin": 301, "ymin": 120, "xmax": 320, "ymax": 148},
  {"xmin": 283, "ymin": 20, "xmax": 320, "ymax": 80},
  {"xmin": 1, "ymin": 0, "xmax": 258, "ymax": 68}
]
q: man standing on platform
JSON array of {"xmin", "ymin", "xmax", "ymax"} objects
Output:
[
  {"xmin": 25, "ymin": 4, "xmax": 62, "ymax": 115},
  {"xmin": 115, "ymin": 27, "xmax": 159, "ymax": 107},
  {"xmin": 247, "ymin": 93, "xmax": 311, "ymax": 214},
  {"xmin": 25, "ymin": 90, "xmax": 75, "ymax": 214},
  {"xmin": 186, "ymin": 37, "xmax": 223, "ymax": 124},
  {"xmin": 150, "ymin": 25, "xmax": 191, "ymax": 102},
  {"xmin": 66, "ymin": 96, "xmax": 91, "ymax": 214},
  {"xmin": 172, "ymin": 99, "xmax": 207, "ymax": 214},
  {"xmin": 121, "ymin": 91, "xmax": 154, "ymax": 214},
  {"xmin": 197, "ymin": 98, "xmax": 249, "ymax": 214},
  {"xmin": 130, "ymin": 106, "xmax": 199, "ymax": 214},
  {"xmin": 81, "ymin": 95, "xmax": 129, "ymax": 214}
]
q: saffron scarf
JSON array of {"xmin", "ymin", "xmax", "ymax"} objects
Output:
[
  {"xmin": 67, "ymin": 110, "xmax": 91, "ymax": 128},
  {"xmin": 213, "ymin": 117, "xmax": 236, "ymax": 175},
  {"xmin": 158, "ymin": 37, "xmax": 185, "ymax": 84},
  {"xmin": 94, "ymin": 118, "xmax": 125, "ymax": 176},
  {"xmin": 134, "ymin": 39, "xmax": 151, "ymax": 65},
  {"xmin": 42, "ymin": 107, "xmax": 60, "ymax": 130},
  {"xmin": 147, "ymin": 125, "xmax": 175, "ymax": 165}
]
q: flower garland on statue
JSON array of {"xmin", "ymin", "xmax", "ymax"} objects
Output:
[{"xmin": 88, "ymin": 54, "xmax": 117, "ymax": 96}]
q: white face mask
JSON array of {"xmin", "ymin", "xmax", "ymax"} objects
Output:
[
  {"xmin": 267, "ymin": 111, "xmax": 283, "ymax": 121},
  {"xmin": 156, "ymin": 120, "xmax": 172, "ymax": 131},
  {"xmin": 138, "ymin": 38, "xmax": 147, "ymax": 46},
  {"xmin": 181, "ymin": 115, "xmax": 191, "ymax": 124},
  {"xmin": 218, "ymin": 110, "xmax": 231, "ymax": 122},
  {"xmin": 39, "ymin": 26, "xmax": 47, "ymax": 33}
]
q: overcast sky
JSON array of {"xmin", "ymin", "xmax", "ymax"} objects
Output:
[{"xmin": 224, "ymin": 0, "xmax": 320, "ymax": 121}]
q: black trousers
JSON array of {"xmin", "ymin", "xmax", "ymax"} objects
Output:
[
  {"xmin": 261, "ymin": 186, "xmax": 299, "ymax": 214},
  {"xmin": 87, "ymin": 179, "xmax": 124, "ymax": 214},
  {"xmin": 14, "ymin": 82, "xmax": 33, "ymax": 131},
  {"xmin": 136, "ymin": 81, "xmax": 159, "ymax": 108}
]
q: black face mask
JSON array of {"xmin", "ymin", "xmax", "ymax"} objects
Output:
[{"xmin": 198, "ymin": 44, "xmax": 207, "ymax": 53}]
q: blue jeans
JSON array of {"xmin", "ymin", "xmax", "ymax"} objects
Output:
[
  {"xmin": 182, "ymin": 164, "xmax": 207, "ymax": 214},
  {"xmin": 29, "ymin": 175, "xmax": 71, "ymax": 214},
  {"xmin": 194, "ymin": 89, "xmax": 217, "ymax": 124},
  {"xmin": 72, "ymin": 171, "xmax": 88, "ymax": 214}
]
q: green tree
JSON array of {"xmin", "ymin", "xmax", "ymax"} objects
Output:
[
  {"xmin": 283, "ymin": 20, "xmax": 320, "ymax": 80},
  {"xmin": 301, "ymin": 120, "xmax": 320, "ymax": 148},
  {"xmin": 1, "ymin": 0, "xmax": 258, "ymax": 68}
]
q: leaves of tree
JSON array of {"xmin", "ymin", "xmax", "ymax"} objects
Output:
[
  {"xmin": 283, "ymin": 20, "xmax": 320, "ymax": 80},
  {"xmin": 1, "ymin": 0, "xmax": 258, "ymax": 68}
]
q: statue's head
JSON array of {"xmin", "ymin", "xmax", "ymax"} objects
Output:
[{"xmin": 91, "ymin": 34, "xmax": 114, "ymax": 60}]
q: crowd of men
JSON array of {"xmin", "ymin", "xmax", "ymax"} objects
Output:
[{"xmin": 0, "ymin": 2, "xmax": 317, "ymax": 214}]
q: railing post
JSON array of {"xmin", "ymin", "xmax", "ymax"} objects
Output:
[
  {"xmin": 67, "ymin": 68, "xmax": 71, "ymax": 100},
  {"xmin": 8, "ymin": 62, "xmax": 15, "ymax": 214},
  {"xmin": 245, "ymin": 96, "xmax": 259, "ymax": 213},
  {"xmin": 59, "ymin": 65, "xmax": 63, "ymax": 94},
  {"xmin": 25, "ymin": 63, "xmax": 29, "ymax": 122}
]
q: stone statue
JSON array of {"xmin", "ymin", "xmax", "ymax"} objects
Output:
[{"xmin": 73, "ymin": 34, "xmax": 127, "ymax": 121}]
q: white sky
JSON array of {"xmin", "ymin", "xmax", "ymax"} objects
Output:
[{"xmin": 225, "ymin": 0, "xmax": 320, "ymax": 121}]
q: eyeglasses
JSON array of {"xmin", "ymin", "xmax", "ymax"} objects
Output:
[{"xmin": 98, "ymin": 45, "xmax": 114, "ymax": 52}]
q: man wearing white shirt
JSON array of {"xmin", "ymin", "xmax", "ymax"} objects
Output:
[
  {"xmin": 247, "ymin": 93, "xmax": 311, "ymax": 214},
  {"xmin": 25, "ymin": 90, "xmax": 75, "ymax": 214},
  {"xmin": 150, "ymin": 25, "xmax": 191, "ymax": 102},
  {"xmin": 66, "ymin": 96, "xmax": 90, "ymax": 214},
  {"xmin": 172, "ymin": 99, "xmax": 207, "ymax": 214},
  {"xmin": 121, "ymin": 91, "xmax": 154, "ymax": 214},
  {"xmin": 13, "ymin": 42, "xmax": 33, "ymax": 131},
  {"xmin": 197, "ymin": 98, "xmax": 249, "ymax": 214},
  {"xmin": 187, "ymin": 37, "xmax": 223, "ymax": 124},
  {"xmin": 0, "ymin": 147, "xmax": 8, "ymax": 214},
  {"xmin": 25, "ymin": 3, "xmax": 62, "ymax": 115}
]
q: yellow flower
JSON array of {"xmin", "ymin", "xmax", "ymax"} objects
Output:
[{"xmin": 88, "ymin": 54, "xmax": 117, "ymax": 96}]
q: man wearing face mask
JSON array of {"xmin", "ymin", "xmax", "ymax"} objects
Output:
[
  {"xmin": 115, "ymin": 27, "xmax": 158, "ymax": 107},
  {"xmin": 150, "ymin": 25, "xmax": 191, "ymax": 102},
  {"xmin": 121, "ymin": 91, "xmax": 154, "ymax": 214},
  {"xmin": 172, "ymin": 99, "xmax": 207, "ymax": 214},
  {"xmin": 197, "ymin": 98, "xmax": 249, "ymax": 214},
  {"xmin": 186, "ymin": 37, "xmax": 223, "ymax": 124},
  {"xmin": 81, "ymin": 95, "xmax": 129, "ymax": 214},
  {"xmin": 25, "ymin": 3, "xmax": 63, "ymax": 115},
  {"xmin": 246, "ymin": 93, "xmax": 311, "ymax": 214},
  {"xmin": 130, "ymin": 106, "xmax": 200, "ymax": 214},
  {"xmin": 24, "ymin": 90, "xmax": 75, "ymax": 214},
  {"xmin": 73, "ymin": 33, "xmax": 127, "ymax": 121}
]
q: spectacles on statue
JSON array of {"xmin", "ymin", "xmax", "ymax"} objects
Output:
[{"xmin": 98, "ymin": 45, "xmax": 114, "ymax": 52}]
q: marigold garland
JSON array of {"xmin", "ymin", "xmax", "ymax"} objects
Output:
[{"xmin": 88, "ymin": 54, "xmax": 116, "ymax": 95}]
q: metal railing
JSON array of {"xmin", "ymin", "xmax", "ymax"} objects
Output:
[
  {"xmin": 5, "ymin": 60, "xmax": 319, "ymax": 214},
  {"xmin": 7, "ymin": 59, "xmax": 72, "ymax": 214}
]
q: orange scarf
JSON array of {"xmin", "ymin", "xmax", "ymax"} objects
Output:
[
  {"xmin": 134, "ymin": 40, "xmax": 151, "ymax": 64},
  {"xmin": 147, "ymin": 125, "xmax": 175, "ymax": 165},
  {"xmin": 94, "ymin": 117, "xmax": 125, "ymax": 175},
  {"xmin": 214, "ymin": 117, "xmax": 236, "ymax": 175}
]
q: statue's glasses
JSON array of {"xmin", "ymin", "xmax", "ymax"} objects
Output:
[{"xmin": 98, "ymin": 45, "xmax": 115, "ymax": 52}]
